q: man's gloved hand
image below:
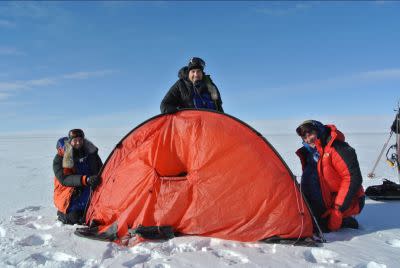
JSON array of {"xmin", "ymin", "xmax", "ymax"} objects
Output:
[
  {"xmin": 86, "ymin": 175, "xmax": 101, "ymax": 189},
  {"xmin": 322, "ymin": 208, "xmax": 343, "ymax": 231}
]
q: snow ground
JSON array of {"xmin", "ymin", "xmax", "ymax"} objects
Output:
[{"xmin": 0, "ymin": 131, "xmax": 399, "ymax": 267}]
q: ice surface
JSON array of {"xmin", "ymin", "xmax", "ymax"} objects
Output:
[{"xmin": 1, "ymin": 132, "xmax": 399, "ymax": 267}]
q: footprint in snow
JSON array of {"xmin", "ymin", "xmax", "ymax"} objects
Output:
[
  {"xmin": 21, "ymin": 252, "xmax": 85, "ymax": 267},
  {"xmin": 212, "ymin": 249, "xmax": 250, "ymax": 265},
  {"xmin": 102, "ymin": 242, "xmax": 123, "ymax": 260},
  {"xmin": 11, "ymin": 215, "xmax": 41, "ymax": 226},
  {"xmin": 122, "ymin": 254, "xmax": 151, "ymax": 267},
  {"xmin": 16, "ymin": 206, "xmax": 41, "ymax": 213},
  {"xmin": 304, "ymin": 248, "xmax": 340, "ymax": 264},
  {"xmin": 386, "ymin": 239, "xmax": 400, "ymax": 248},
  {"xmin": 17, "ymin": 234, "xmax": 52, "ymax": 247},
  {"xmin": 25, "ymin": 221, "xmax": 54, "ymax": 231},
  {"xmin": 153, "ymin": 264, "xmax": 172, "ymax": 268},
  {"xmin": 22, "ymin": 253, "xmax": 48, "ymax": 266}
]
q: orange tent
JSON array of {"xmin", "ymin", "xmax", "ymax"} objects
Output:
[{"xmin": 82, "ymin": 110, "xmax": 317, "ymax": 244}]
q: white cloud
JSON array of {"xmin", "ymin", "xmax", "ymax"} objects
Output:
[
  {"xmin": 263, "ymin": 68, "xmax": 400, "ymax": 95},
  {"xmin": 0, "ymin": 78, "xmax": 55, "ymax": 92},
  {"xmin": 0, "ymin": 81, "xmax": 27, "ymax": 91},
  {"xmin": 0, "ymin": 47, "xmax": 24, "ymax": 56},
  {"xmin": 28, "ymin": 78, "xmax": 56, "ymax": 86},
  {"xmin": 0, "ymin": 2, "xmax": 72, "ymax": 32},
  {"xmin": 356, "ymin": 69, "xmax": 400, "ymax": 79},
  {"xmin": 0, "ymin": 70, "xmax": 117, "ymax": 100},
  {"xmin": 62, "ymin": 70, "xmax": 117, "ymax": 80}
]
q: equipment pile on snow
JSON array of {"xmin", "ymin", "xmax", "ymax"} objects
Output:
[{"xmin": 366, "ymin": 105, "xmax": 400, "ymax": 200}]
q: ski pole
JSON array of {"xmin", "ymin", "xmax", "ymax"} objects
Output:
[{"xmin": 368, "ymin": 131, "xmax": 393, "ymax": 178}]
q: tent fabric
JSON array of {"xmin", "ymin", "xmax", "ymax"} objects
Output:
[{"xmin": 85, "ymin": 110, "xmax": 314, "ymax": 243}]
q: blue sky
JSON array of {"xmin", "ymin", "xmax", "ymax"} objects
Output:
[{"xmin": 0, "ymin": 1, "xmax": 399, "ymax": 134}]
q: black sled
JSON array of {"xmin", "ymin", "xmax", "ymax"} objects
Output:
[
  {"xmin": 365, "ymin": 179, "xmax": 400, "ymax": 201},
  {"xmin": 366, "ymin": 105, "xmax": 400, "ymax": 201}
]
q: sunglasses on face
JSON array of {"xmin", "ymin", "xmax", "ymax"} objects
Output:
[
  {"xmin": 301, "ymin": 131, "xmax": 318, "ymax": 141},
  {"xmin": 70, "ymin": 137, "xmax": 83, "ymax": 144}
]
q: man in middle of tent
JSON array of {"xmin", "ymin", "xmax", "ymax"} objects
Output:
[
  {"xmin": 160, "ymin": 57, "xmax": 224, "ymax": 113},
  {"xmin": 295, "ymin": 120, "xmax": 365, "ymax": 232}
]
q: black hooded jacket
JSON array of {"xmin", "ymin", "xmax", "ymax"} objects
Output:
[
  {"xmin": 391, "ymin": 111, "xmax": 400, "ymax": 134},
  {"xmin": 53, "ymin": 139, "xmax": 103, "ymax": 187},
  {"xmin": 160, "ymin": 67, "xmax": 224, "ymax": 113}
]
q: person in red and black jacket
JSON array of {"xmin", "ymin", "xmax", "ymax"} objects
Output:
[{"xmin": 295, "ymin": 120, "xmax": 365, "ymax": 232}]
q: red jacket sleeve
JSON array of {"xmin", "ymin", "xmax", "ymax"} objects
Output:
[{"xmin": 331, "ymin": 141, "xmax": 363, "ymax": 212}]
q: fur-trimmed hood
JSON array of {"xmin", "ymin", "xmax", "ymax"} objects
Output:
[
  {"xmin": 178, "ymin": 66, "xmax": 219, "ymax": 101},
  {"xmin": 205, "ymin": 78, "xmax": 219, "ymax": 101},
  {"xmin": 61, "ymin": 138, "xmax": 98, "ymax": 169}
]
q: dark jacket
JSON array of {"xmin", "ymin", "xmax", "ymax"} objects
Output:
[
  {"xmin": 53, "ymin": 140, "xmax": 102, "ymax": 187},
  {"xmin": 297, "ymin": 146, "xmax": 326, "ymax": 218},
  {"xmin": 160, "ymin": 67, "xmax": 224, "ymax": 113},
  {"xmin": 53, "ymin": 138, "xmax": 102, "ymax": 213},
  {"xmin": 391, "ymin": 111, "xmax": 400, "ymax": 134},
  {"xmin": 296, "ymin": 125, "xmax": 364, "ymax": 216}
]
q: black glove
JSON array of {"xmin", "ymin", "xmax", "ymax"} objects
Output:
[{"xmin": 86, "ymin": 175, "xmax": 101, "ymax": 189}]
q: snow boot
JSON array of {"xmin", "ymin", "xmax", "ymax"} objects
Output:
[
  {"xmin": 57, "ymin": 210, "xmax": 84, "ymax": 225},
  {"xmin": 341, "ymin": 217, "xmax": 359, "ymax": 229}
]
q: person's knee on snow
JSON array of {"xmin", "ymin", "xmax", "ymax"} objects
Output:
[{"xmin": 52, "ymin": 129, "xmax": 103, "ymax": 225}]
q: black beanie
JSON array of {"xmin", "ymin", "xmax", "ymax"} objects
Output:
[
  {"xmin": 68, "ymin": 129, "xmax": 85, "ymax": 141},
  {"xmin": 296, "ymin": 120, "xmax": 318, "ymax": 137},
  {"xmin": 188, "ymin": 57, "xmax": 205, "ymax": 72},
  {"xmin": 296, "ymin": 120, "xmax": 326, "ymax": 138}
]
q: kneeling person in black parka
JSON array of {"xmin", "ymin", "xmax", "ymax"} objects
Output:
[{"xmin": 53, "ymin": 129, "xmax": 102, "ymax": 224}]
